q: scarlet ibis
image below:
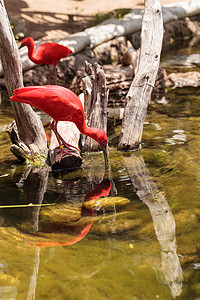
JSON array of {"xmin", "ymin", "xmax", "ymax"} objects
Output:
[
  {"xmin": 20, "ymin": 37, "xmax": 72, "ymax": 84},
  {"xmin": 10, "ymin": 85, "xmax": 109, "ymax": 165}
]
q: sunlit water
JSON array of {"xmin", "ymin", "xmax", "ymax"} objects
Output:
[{"xmin": 0, "ymin": 45, "xmax": 200, "ymax": 300}]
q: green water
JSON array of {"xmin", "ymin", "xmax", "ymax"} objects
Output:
[{"xmin": 0, "ymin": 48, "xmax": 200, "ymax": 299}]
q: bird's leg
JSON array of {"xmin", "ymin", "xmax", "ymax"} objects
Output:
[
  {"xmin": 47, "ymin": 65, "xmax": 51, "ymax": 84},
  {"xmin": 50, "ymin": 120, "xmax": 80, "ymax": 160},
  {"xmin": 50, "ymin": 120, "xmax": 62, "ymax": 145},
  {"xmin": 54, "ymin": 66, "xmax": 57, "ymax": 85}
]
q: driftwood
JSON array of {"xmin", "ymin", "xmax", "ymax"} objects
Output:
[
  {"xmin": 81, "ymin": 61, "xmax": 108, "ymax": 152},
  {"xmin": 0, "ymin": 1, "xmax": 199, "ymax": 76},
  {"xmin": 0, "ymin": 0, "xmax": 47, "ymax": 161},
  {"xmin": 105, "ymin": 65, "xmax": 167, "ymax": 119},
  {"xmin": 118, "ymin": 0, "xmax": 164, "ymax": 150},
  {"xmin": 7, "ymin": 121, "xmax": 33, "ymax": 162},
  {"xmin": 0, "ymin": 10, "xmax": 196, "ymax": 96},
  {"xmin": 0, "ymin": 19, "xmax": 197, "ymax": 103},
  {"xmin": 167, "ymin": 71, "xmax": 200, "ymax": 88}
]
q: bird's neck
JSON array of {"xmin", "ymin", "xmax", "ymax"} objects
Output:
[
  {"xmin": 76, "ymin": 121, "xmax": 100, "ymax": 143},
  {"xmin": 27, "ymin": 41, "xmax": 40, "ymax": 64}
]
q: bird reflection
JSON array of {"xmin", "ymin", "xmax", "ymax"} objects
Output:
[
  {"xmin": 2, "ymin": 153, "xmax": 183, "ymax": 299},
  {"xmin": 29, "ymin": 177, "xmax": 111, "ymax": 247}
]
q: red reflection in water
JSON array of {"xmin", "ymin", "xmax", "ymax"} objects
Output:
[{"xmin": 31, "ymin": 179, "xmax": 111, "ymax": 247}]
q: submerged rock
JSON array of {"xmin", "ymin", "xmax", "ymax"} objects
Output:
[{"xmin": 167, "ymin": 71, "xmax": 200, "ymax": 88}]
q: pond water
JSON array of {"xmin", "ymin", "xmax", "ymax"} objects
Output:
[{"xmin": 0, "ymin": 44, "xmax": 200, "ymax": 300}]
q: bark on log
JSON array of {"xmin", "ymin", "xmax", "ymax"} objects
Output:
[
  {"xmin": 0, "ymin": 0, "xmax": 47, "ymax": 161},
  {"xmin": 81, "ymin": 61, "xmax": 108, "ymax": 152},
  {"xmin": 118, "ymin": 0, "xmax": 164, "ymax": 150}
]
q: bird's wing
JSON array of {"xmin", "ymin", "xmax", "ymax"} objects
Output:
[
  {"xmin": 34, "ymin": 43, "xmax": 72, "ymax": 65},
  {"xmin": 11, "ymin": 86, "xmax": 48, "ymax": 102},
  {"xmin": 10, "ymin": 86, "xmax": 58, "ymax": 109},
  {"xmin": 10, "ymin": 86, "xmax": 83, "ymax": 122}
]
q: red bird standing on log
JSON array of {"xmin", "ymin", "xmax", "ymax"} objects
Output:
[
  {"xmin": 10, "ymin": 85, "xmax": 109, "ymax": 165},
  {"xmin": 20, "ymin": 37, "xmax": 72, "ymax": 84}
]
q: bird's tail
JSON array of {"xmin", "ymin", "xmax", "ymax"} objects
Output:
[{"xmin": 10, "ymin": 88, "xmax": 32, "ymax": 104}]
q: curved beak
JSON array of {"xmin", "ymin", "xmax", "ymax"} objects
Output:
[
  {"xmin": 18, "ymin": 41, "xmax": 25, "ymax": 50},
  {"xmin": 102, "ymin": 145, "xmax": 109, "ymax": 167}
]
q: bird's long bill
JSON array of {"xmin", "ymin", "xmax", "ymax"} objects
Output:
[
  {"xmin": 18, "ymin": 43, "xmax": 23, "ymax": 49},
  {"xmin": 102, "ymin": 145, "xmax": 109, "ymax": 167}
]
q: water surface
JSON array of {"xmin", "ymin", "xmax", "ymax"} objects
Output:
[{"xmin": 0, "ymin": 46, "xmax": 200, "ymax": 300}]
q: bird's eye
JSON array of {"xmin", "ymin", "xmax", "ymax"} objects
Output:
[{"xmin": 102, "ymin": 139, "xmax": 107, "ymax": 145}]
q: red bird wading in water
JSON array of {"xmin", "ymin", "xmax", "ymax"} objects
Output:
[
  {"xmin": 10, "ymin": 85, "xmax": 109, "ymax": 165},
  {"xmin": 20, "ymin": 37, "xmax": 72, "ymax": 84}
]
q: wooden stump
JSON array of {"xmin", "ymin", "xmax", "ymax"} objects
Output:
[{"xmin": 81, "ymin": 61, "xmax": 108, "ymax": 152}]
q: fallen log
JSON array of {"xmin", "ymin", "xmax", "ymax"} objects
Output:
[
  {"xmin": 0, "ymin": 13, "xmax": 199, "ymax": 103},
  {"xmin": 1, "ymin": 1, "xmax": 199, "ymax": 76},
  {"xmin": 167, "ymin": 71, "xmax": 200, "ymax": 87}
]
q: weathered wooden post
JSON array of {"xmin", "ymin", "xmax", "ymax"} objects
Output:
[
  {"xmin": 82, "ymin": 61, "xmax": 108, "ymax": 152},
  {"xmin": 118, "ymin": 0, "xmax": 163, "ymax": 150},
  {"xmin": 0, "ymin": 0, "xmax": 47, "ymax": 161}
]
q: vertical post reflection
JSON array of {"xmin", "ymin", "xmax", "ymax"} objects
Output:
[
  {"xmin": 124, "ymin": 154, "xmax": 183, "ymax": 298},
  {"xmin": 23, "ymin": 167, "xmax": 50, "ymax": 232},
  {"xmin": 27, "ymin": 247, "xmax": 41, "ymax": 300}
]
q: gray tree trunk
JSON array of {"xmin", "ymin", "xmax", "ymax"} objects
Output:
[
  {"xmin": 118, "ymin": 0, "xmax": 163, "ymax": 150},
  {"xmin": 0, "ymin": 0, "xmax": 47, "ymax": 161}
]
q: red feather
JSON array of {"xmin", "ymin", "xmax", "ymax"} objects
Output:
[
  {"xmin": 10, "ymin": 85, "xmax": 108, "ymax": 162},
  {"xmin": 20, "ymin": 37, "xmax": 72, "ymax": 84}
]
